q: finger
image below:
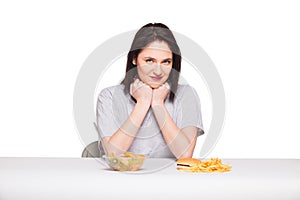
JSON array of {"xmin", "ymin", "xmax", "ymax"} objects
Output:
[
  {"xmin": 144, "ymin": 83, "xmax": 152, "ymax": 89},
  {"xmin": 132, "ymin": 79, "xmax": 144, "ymax": 95},
  {"xmin": 132, "ymin": 79, "xmax": 140, "ymax": 91},
  {"xmin": 158, "ymin": 83, "xmax": 166, "ymax": 90},
  {"xmin": 138, "ymin": 80, "xmax": 145, "ymax": 87},
  {"xmin": 138, "ymin": 80, "xmax": 148, "ymax": 89},
  {"xmin": 138, "ymin": 79, "xmax": 146, "ymax": 84},
  {"xmin": 164, "ymin": 82, "xmax": 170, "ymax": 89},
  {"xmin": 133, "ymin": 78, "xmax": 139, "ymax": 85},
  {"xmin": 130, "ymin": 83, "xmax": 133, "ymax": 95}
]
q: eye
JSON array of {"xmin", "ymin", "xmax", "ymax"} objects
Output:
[
  {"xmin": 145, "ymin": 58, "xmax": 154, "ymax": 63},
  {"xmin": 162, "ymin": 60, "xmax": 172, "ymax": 65}
]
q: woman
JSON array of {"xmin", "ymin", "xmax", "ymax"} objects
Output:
[{"xmin": 96, "ymin": 23, "xmax": 204, "ymax": 159}]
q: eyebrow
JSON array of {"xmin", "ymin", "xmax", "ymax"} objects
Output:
[
  {"xmin": 143, "ymin": 56, "xmax": 172, "ymax": 61},
  {"xmin": 162, "ymin": 58, "xmax": 172, "ymax": 61}
]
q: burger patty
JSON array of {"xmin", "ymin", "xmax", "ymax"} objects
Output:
[{"xmin": 177, "ymin": 164, "xmax": 191, "ymax": 167}]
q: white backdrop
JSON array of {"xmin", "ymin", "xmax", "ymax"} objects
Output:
[{"xmin": 0, "ymin": 0, "xmax": 299, "ymax": 158}]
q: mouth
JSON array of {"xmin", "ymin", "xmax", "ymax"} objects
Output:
[{"xmin": 150, "ymin": 76, "xmax": 163, "ymax": 82}]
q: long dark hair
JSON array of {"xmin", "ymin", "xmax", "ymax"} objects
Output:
[{"xmin": 121, "ymin": 23, "xmax": 182, "ymax": 102}]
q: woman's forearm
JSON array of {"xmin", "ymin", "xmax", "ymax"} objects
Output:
[
  {"xmin": 151, "ymin": 103, "xmax": 196, "ymax": 158},
  {"xmin": 104, "ymin": 102, "xmax": 150, "ymax": 155}
]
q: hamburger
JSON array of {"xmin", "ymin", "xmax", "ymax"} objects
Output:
[{"xmin": 176, "ymin": 158, "xmax": 202, "ymax": 172}]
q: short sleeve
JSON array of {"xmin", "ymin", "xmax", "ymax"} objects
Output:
[
  {"xmin": 96, "ymin": 88, "xmax": 120, "ymax": 138},
  {"xmin": 175, "ymin": 85, "xmax": 204, "ymax": 137}
]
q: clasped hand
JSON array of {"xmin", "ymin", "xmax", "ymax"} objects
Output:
[{"xmin": 130, "ymin": 79, "xmax": 170, "ymax": 107}]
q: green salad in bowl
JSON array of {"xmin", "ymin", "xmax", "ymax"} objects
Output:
[{"xmin": 103, "ymin": 152, "xmax": 145, "ymax": 171}]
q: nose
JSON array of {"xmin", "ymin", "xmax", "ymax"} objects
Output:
[{"xmin": 153, "ymin": 63, "xmax": 162, "ymax": 76}]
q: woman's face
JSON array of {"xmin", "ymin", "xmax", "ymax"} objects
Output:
[{"xmin": 134, "ymin": 40, "xmax": 173, "ymax": 89}]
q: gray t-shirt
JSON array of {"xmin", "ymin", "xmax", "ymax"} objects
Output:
[{"xmin": 96, "ymin": 84, "xmax": 204, "ymax": 158}]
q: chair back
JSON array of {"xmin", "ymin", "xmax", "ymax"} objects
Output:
[{"xmin": 81, "ymin": 141, "xmax": 105, "ymax": 158}]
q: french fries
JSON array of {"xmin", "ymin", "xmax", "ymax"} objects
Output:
[
  {"xmin": 197, "ymin": 158, "xmax": 232, "ymax": 172},
  {"xmin": 177, "ymin": 158, "xmax": 232, "ymax": 173}
]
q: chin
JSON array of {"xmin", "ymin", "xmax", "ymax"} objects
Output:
[{"xmin": 149, "ymin": 83, "xmax": 162, "ymax": 89}]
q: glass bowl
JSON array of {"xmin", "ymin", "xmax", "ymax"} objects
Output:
[{"xmin": 103, "ymin": 152, "xmax": 146, "ymax": 171}]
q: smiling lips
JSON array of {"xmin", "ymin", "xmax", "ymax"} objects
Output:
[{"xmin": 150, "ymin": 76, "xmax": 163, "ymax": 81}]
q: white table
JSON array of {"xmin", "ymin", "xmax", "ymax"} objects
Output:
[{"xmin": 0, "ymin": 157, "xmax": 300, "ymax": 200}]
